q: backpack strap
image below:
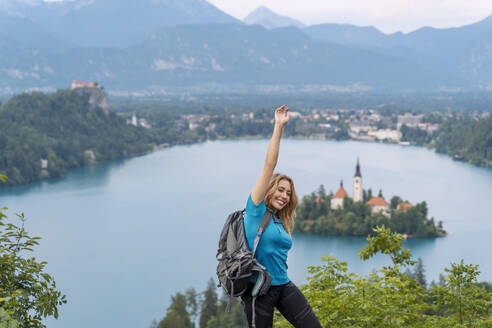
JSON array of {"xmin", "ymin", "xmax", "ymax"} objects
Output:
[
  {"xmin": 250, "ymin": 208, "xmax": 274, "ymax": 327},
  {"xmin": 252, "ymin": 208, "xmax": 273, "ymax": 257}
]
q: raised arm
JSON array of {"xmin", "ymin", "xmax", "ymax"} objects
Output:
[{"xmin": 251, "ymin": 105, "xmax": 290, "ymax": 205}]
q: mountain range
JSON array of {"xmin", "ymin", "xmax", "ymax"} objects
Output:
[
  {"xmin": 1, "ymin": 0, "xmax": 492, "ymax": 95},
  {"xmin": 0, "ymin": 0, "xmax": 238, "ymax": 47}
]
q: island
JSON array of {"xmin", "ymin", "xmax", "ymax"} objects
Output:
[{"xmin": 294, "ymin": 160, "xmax": 446, "ymax": 238}]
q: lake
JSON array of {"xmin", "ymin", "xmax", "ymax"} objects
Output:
[{"xmin": 1, "ymin": 139, "xmax": 491, "ymax": 328}]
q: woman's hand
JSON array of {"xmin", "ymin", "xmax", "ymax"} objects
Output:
[{"xmin": 275, "ymin": 105, "xmax": 290, "ymax": 127}]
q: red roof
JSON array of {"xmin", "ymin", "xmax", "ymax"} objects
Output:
[
  {"xmin": 397, "ymin": 202, "xmax": 413, "ymax": 211},
  {"xmin": 366, "ymin": 197, "xmax": 389, "ymax": 206},
  {"xmin": 72, "ymin": 80, "xmax": 96, "ymax": 88},
  {"xmin": 333, "ymin": 186, "xmax": 348, "ymax": 199}
]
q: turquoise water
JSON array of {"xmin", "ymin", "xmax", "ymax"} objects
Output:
[{"xmin": 1, "ymin": 139, "xmax": 491, "ymax": 328}]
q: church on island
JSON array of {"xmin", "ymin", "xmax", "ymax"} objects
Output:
[{"xmin": 330, "ymin": 159, "xmax": 410, "ymax": 217}]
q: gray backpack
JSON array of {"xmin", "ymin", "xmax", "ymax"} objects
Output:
[{"xmin": 216, "ymin": 208, "xmax": 273, "ymax": 327}]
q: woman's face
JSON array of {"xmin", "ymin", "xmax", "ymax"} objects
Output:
[{"xmin": 271, "ymin": 179, "xmax": 291, "ymax": 211}]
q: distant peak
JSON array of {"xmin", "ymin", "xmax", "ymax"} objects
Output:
[
  {"xmin": 251, "ymin": 6, "xmax": 274, "ymax": 14},
  {"xmin": 245, "ymin": 5, "xmax": 277, "ymax": 19},
  {"xmin": 244, "ymin": 5, "xmax": 305, "ymax": 29}
]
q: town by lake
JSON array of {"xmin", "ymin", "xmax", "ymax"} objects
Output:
[{"xmin": 0, "ymin": 139, "xmax": 491, "ymax": 328}]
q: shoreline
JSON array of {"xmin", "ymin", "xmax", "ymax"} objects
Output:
[
  {"xmin": 211, "ymin": 135, "xmax": 491, "ymax": 169},
  {"xmin": 1, "ymin": 135, "xmax": 490, "ymax": 189},
  {"xmin": 293, "ymin": 229, "xmax": 449, "ymax": 239}
]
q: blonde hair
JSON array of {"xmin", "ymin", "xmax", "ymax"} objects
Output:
[{"xmin": 264, "ymin": 173, "xmax": 298, "ymax": 235}]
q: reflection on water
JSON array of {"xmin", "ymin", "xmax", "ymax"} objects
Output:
[{"xmin": 0, "ymin": 158, "xmax": 127, "ymax": 198}]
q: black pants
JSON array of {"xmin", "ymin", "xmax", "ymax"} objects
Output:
[{"xmin": 241, "ymin": 281, "xmax": 322, "ymax": 328}]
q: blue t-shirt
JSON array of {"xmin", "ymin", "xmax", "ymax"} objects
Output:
[{"xmin": 244, "ymin": 194, "xmax": 292, "ymax": 285}]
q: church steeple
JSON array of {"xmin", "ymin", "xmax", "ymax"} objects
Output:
[
  {"xmin": 355, "ymin": 157, "xmax": 362, "ymax": 177},
  {"xmin": 353, "ymin": 158, "xmax": 363, "ymax": 202}
]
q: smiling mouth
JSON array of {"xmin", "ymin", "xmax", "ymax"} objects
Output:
[{"xmin": 276, "ymin": 199, "xmax": 287, "ymax": 206}]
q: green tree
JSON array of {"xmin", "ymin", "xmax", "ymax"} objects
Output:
[
  {"xmin": 390, "ymin": 196, "xmax": 402, "ymax": 210},
  {"xmin": 413, "ymin": 258, "xmax": 427, "ymax": 289},
  {"xmin": 431, "ymin": 260, "xmax": 492, "ymax": 326},
  {"xmin": 0, "ymin": 176, "xmax": 66, "ymax": 328},
  {"xmin": 158, "ymin": 311, "xmax": 188, "ymax": 328},
  {"xmin": 375, "ymin": 120, "xmax": 388, "ymax": 129},
  {"xmin": 363, "ymin": 188, "xmax": 373, "ymax": 203},
  {"xmin": 186, "ymin": 288, "xmax": 200, "ymax": 326},
  {"xmin": 317, "ymin": 184, "xmax": 326, "ymax": 198},
  {"xmin": 200, "ymin": 279, "xmax": 218, "ymax": 328},
  {"xmin": 0, "ymin": 308, "xmax": 19, "ymax": 328},
  {"xmin": 206, "ymin": 295, "xmax": 247, "ymax": 328},
  {"xmin": 401, "ymin": 124, "xmax": 430, "ymax": 145},
  {"xmin": 158, "ymin": 292, "xmax": 193, "ymax": 328}
]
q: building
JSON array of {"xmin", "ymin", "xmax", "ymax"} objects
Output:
[
  {"xmin": 71, "ymin": 80, "xmax": 98, "ymax": 89},
  {"xmin": 349, "ymin": 120, "xmax": 372, "ymax": 134},
  {"xmin": 367, "ymin": 129, "xmax": 402, "ymax": 142},
  {"xmin": 331, "ymin": 181, "xmax": 347, "ymax": 210},
  {"xmin": 353, "ymin": 158, "xmax": 363, "ymax": 202},
  {"xmin": 397, "ymin": 113, "xmax": 423, "ymax": 129},
  {"xmin": 40, "ymin": 158, "xmax": 49, "ymax": 177},
  {"xmin": 366, "ymin": 197, "xmax": 390, "ymax": 216},
  {"xmin": 40, "ymin": 158, "xmax": 48, "ymax": 170},
  {"xmin": 397, "ymin": 202, "xmax": 413, "ymax": 211},
  {"xmin": 331, "ymin": 159, "xmax": 363, "ymax": 209}
]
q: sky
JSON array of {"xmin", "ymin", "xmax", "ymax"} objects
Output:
[{"xmin": 207, "ymin": 0, "xmax": 492, "ymax": 34}]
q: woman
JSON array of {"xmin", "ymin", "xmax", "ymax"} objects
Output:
[{"xmin": 241, "ymin": 105, "xmax": 322, "ymax": 328}]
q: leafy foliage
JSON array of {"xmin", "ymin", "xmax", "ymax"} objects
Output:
[
  {"xmin": 401, "ymin": 124, "xmax": 431, "ymax": 145},
  {"xmin": 206, "ymin": 296, "xmax": 248, "ymax": 328},
  {"xmin": 196, "ymin": 281, "xmax": 248, "ymax": 328},
  {"xmin": 199, "ymin": 279, "xmax": 218, "ymax": 328},
  {"xmin": 0, "ymin": 206, "xmax": 66, "ymax": 328},
  {"xmin": 157, "ymin": 292, "xmax": 194, "ymax": 328},
  {"xmin": 155, "ymin": 279, "xmax": 247, "ymax": 328},
  {"xmin": 158, "ymin": 226, "xmax": 491, "ymax": 327},
  {"xmin": 275, "ymin": 226, "xmax": 492, "ymax": 327},
  {"xmin": 430, "ymin": 260, "xmax": 492, "ymax": 326}
]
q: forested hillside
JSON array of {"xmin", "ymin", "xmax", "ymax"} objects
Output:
[
  {"xmin": 433, "ymin": 115, "xmax": 492, "ymax": 167},
  {"xmin": 0, "ymin": 90, "xmax": 153, "ymax": 186},
  {"xmin": 1, "ymin": 91, "xmax": 490, "ymax": 187}
]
